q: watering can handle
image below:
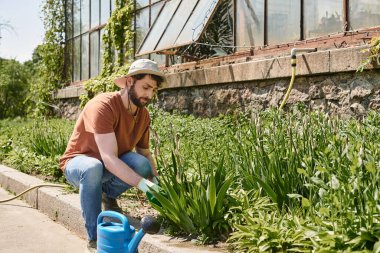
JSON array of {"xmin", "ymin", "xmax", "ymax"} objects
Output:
[{"xmin": 97, "ymin": 211, "xmax": 130, "ymax": 229}]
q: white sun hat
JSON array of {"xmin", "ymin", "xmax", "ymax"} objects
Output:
[{"xmin": 114, "ymin": 59, "xmax": 167, "ymax": 88}]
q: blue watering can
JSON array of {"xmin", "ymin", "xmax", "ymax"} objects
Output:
[{"xmin": 97, "ymin": 211, "xmax": 160, "ymax": 253}]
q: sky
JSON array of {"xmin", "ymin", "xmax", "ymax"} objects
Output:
[{"xmin": 0, "ymin": 0, "xmax": 44, "ymax": 62}]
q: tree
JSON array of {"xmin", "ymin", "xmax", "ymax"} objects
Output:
[{"xmin": 0, "ymin": 58, "xmax": 31, "ymax": 118}]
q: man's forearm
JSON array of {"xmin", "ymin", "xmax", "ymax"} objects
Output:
[{"xmin": 102, "ymin": 153, "xmax": 143, "ymax": 186}]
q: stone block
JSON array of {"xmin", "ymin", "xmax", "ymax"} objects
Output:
[
  {"xmin": 350, "ymin": 79, "xmax": 373, "ymax": 99},
  {"xmin": 296, "ymin": 50, "xmax": 329, "ymax": 76},
  {"xmin": 330, "ymin": 46, "xmax": 370, "ymax": 73}
]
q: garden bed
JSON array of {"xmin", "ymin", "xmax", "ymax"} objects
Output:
[{"xmin": 0, "ymin": 107, "xmax": 379, "ymax": 252}]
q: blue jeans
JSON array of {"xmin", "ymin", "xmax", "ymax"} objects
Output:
[{"xmin": 64, "ymin": 152, "xmax": 153, "ymax": 241}]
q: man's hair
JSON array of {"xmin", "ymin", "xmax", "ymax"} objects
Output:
[{"xmin": 132, "ymin": 74, "xmax": 164, "ymax": 87}]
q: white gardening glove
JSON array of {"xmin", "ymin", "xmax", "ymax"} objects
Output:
[
  {"xmin": 137, "ymin": 178, "xmax": 161, "ymax": 193},
  {"xmin": 137, "ymin": 178, "xmax": 163, "ymax": 207}
]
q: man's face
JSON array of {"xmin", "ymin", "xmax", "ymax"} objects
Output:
[{"xmin": 128, "ymin": 75, "xmax": 158, "ymax": 108}]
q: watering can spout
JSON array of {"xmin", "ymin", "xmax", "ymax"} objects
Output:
[{"xmin": 128, "ymin": 215, "xmax": 161, "ymax": 252}]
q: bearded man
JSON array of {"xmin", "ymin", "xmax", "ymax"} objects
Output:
[{"xmin": 59, "ymin": 59, "xmax": 165, "ymax": 252}]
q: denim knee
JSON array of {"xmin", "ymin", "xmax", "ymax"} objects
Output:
[
  {"xmin": 135, "ymin": 157, "xmax": 152, "ymax": 178},
  {"xmin": 119, "ymin": 152, "xmax": 153, "ymax": 178},
  {"xmin": 80, "ymin": 159, "xmax": 103, "ymax": 186}
]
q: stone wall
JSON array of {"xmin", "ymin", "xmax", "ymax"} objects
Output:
[
  {"xmin": 158, "ymin": 71, "xmax": 380, "ymax": 117},
  {"xmin": 55, "ymin": 97, "xmax": 81, "ymax": 120},
  {"xmin": 54, "ymin": 46, "xmax": 380, "ymax": 119}
]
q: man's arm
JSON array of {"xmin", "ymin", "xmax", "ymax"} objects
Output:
[
  {"xmin": 136, "ymin": 147, "xmax": 158, "ymax": 177},
  {"xmin": 94, "ymin": 132, "xmax": 142, "ymax": 186}
]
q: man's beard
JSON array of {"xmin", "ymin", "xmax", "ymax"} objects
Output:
[{"xmin": 129, "ymin": 84, "xmax": 150, "ymax": 108}]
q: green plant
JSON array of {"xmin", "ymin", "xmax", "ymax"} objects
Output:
[
  {"xmin": 0, "ymin": 117, "xmax": 73, "ymax": 181},
  {"xmin": 101, "ymin": 0, "xmax": 134, "ymax": 76},
  {"xmin": 0, "ymin": 58, "xmax": 31, "ymax": 118},
  {"xmin": 28, "ymin": 121, "xmax": 68, "ymax": 156},
  {"xmin": 1, "ymin": 108, "xmax": 379, "ymax": 249},
  {"xmin": 357, "ymin": 36, "xmax": 380, "ymax": 72},
  {"xmin": 80, "ymin": 0, "xmax": 134, "ymax": 106},
  {"xmin": 27, "ymin": 0, "xmax": 67, "ymax": 116},
  {"xmin": 151, "ymin": 133, "xmax": 234, "ymax": 243}
]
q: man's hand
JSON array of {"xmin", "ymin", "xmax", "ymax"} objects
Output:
[
  {"xmin": 137, "ymin": 178, "xmax": 163, "ymax": 207},
  {"xmin": 137, "ymin": 178, "xmax": 161, "ymax": 192}
]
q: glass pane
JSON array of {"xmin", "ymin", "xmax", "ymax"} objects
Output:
[
  {"xmin": 81, "ymin": 0, "xmax": 90, "ymax": 32},
  {"xmin": 90, "ymin": 31, "xmax": 100, "ymax": 78},
  {"xmin": 136, "ymin": 0, "xmax": 149, "ymax": 9},
  {"xmin": 156, "ymin": 1, "xmax": 199, "ymax": 50},
  {"xmin": 151, "ymin": 1, "xmax": 164, "ymax": 22},
  {"xmin": 73, "ymin": 37, "xmax": 81, "ymax": 81},
  {"xmin": 268, "ymin": 0, "xmax": 300, "ymax": 45},
  {"xmin": 151, "ymin": 0, "xmax": 163, "ymax": 3},
  {"xmin": 135, "ymin": 7, "xmax": 152, "ymax": 52},
  {"xmin": 304, "ymin": 0, "xmax": 343, "ymax": 39},
  {"xmin": 100, "ymin": 28, "xmax": 105, "ymax": 71},
  {"xmin": 350, "ymin": 0, "xmax": 380, "ymax": 30},
  {"xmin": 73, "ymin": 0, "xmax": 81, "ymax": 36},
  {"xmin": 175, "ymin": 0, "xmax": 221, "ymax": 47},
  {"xmin": 150, "ymin": 53, "xmax": 166, "ymax": 66},
  {"xmin": 66, "ymin": 0, "xmax": 73, "ymax": 39},
  {"xmin": 100, "ymin": 0, "xmax": 110, "ymax": 24},
  {"xmin": 81, "ymin": 33, "xmax": 89, "ymax": 80},
  {"xmin": 111, "ymin": 0, "xmax": 116, "ymax": 12},
  {"xmin": 91, "ymin": 0, "xmax": 100, "ymax": 28},
  {"xmin": 236, "ymin": 0, "xmax": 264, "ymax": 50},
  {"xmin": 65, "ymin": 39, "xmax": 73, "ymax": 82},
  {"xmin": 137, "ymin": 0, "xmax": 223, "ymax": 55}
]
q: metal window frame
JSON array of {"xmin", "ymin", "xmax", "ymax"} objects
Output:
[
  {"xmin": 67, "ymin": 0, "xmax": 111, "ymax": 82},
  {"xmin": 135, "ymin": 0, "xmax": 223, "ymax": 56},
  {"xmin": 237, "ymin": 0, "xmax": 355, "ymax": 49},
  {"xmin": 64, "ymin": 0, "xmax": 379, "ymax": 82}
]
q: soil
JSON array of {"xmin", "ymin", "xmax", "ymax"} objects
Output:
[{"xmin": 117, "ymin": 191, "xmax": 160, "ymax": 220}]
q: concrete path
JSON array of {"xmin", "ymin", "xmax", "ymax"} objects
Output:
[
  {"xmin": 0, "ymin": 164, "xmax": 225, "ymax": 253},
  {"xmin": 0, "ymin": 187, "xmax": 86, "ymax": 253}
]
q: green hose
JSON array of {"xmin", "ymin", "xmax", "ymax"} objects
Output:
[
  {"xmin": 0, "ymin": 184, "xmax": 66, "ymax": 203},
  {"xmin": 279, "ymin": 48, "xmax": 317, "ymax": 110},
  {"xmin": 279, "ymin": 57, "xmax": 297, "ymax": 110}
]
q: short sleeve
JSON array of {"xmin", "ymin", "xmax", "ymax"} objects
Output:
[{"xmin": 82, "ymin": 98, "xmax": 115, "ymax": 134}]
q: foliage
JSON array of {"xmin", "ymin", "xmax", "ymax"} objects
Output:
[
  {"xmin": 80, "ymin": 0, "xmax": 134, "ymax": 106},
  {"xmin": 152, "ymin": 151, "xmax": 233, "ymax": 243},
  {"xmin": 27, "ymin": 0, "xmax": 67, "ymax": 116},
  {"xmin": 79, "ymin": 64, "xmax": 131, "ymax": 107},
  {"xmin": 357, "ymin": 36, "xmax": 380, "ymax": 72},
  {"xmin": 151, "ymin": 107, "xmax": 379, "ymax": 249},
  {"xmin": 0, "ymin": 117, "xmax": 72, "ymax": 181},
  {"xmin": 0, "ymin": 59, "xmax": 31, "ymax": 118},
  {"xmin": 29, "ymin": 121, "xmax": 68, "ymax": 157},
  {"xmin": 101, "ymin": 0, "xmax": 134, "ymax": 76},
  {"xmin": 0, "ymin": 108, "xmax": 379, "ymax": 250}
]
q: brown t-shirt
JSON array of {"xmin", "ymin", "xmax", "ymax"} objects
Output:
[{"xmin": 59, "ymin": 91, "xmax": 150, "ymax": 171}]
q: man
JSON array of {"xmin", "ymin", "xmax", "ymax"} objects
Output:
[{"xmin": 59, "ymin": 59, "xmax": 165, "ymax": 252}]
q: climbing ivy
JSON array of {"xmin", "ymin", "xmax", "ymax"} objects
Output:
[
  {"xmin": 80, "ymin": 0, "xmax": 134, "ymax": 107},
  {"xmin": 102, "ymin": 0, "xmax": 134, "ymax": 76},
  {"xmin": 27, "ymin": 0, "xmax": 67, "ymax": 116},
  {"xmin": 357, "ymin": 36, "xmax": 380, "ymax": 72}
]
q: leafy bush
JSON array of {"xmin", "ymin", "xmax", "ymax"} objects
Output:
[
  {"xmin": 152, "ymin": 153, "xmax": 233, "ymax": 243},
  {"xmin": 0, "ymin": 117, "xmax": 73, "ymax": 181},
  {"xmin": 0, "ymin": 59, "xmax": 31, "ymax": 118}
]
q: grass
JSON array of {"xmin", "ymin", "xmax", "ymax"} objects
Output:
[{"xmin": 0, "ymin": 107, "xmax": 379, "ymax": 250}]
